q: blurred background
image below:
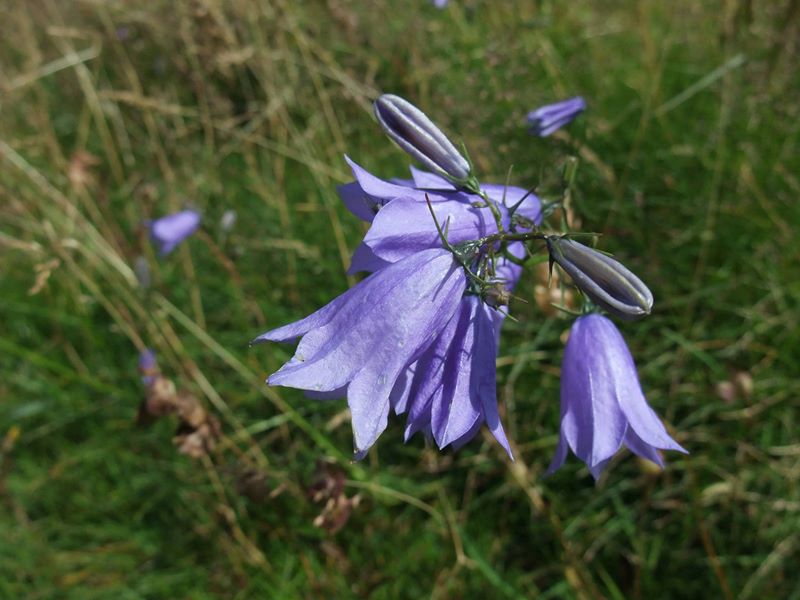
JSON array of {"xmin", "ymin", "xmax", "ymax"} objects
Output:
[{"xmin": 1, "ymin": 1, "xmax": 798, "ymax": 598}]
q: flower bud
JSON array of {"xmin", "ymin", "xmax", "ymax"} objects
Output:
[
  {"xmin": 546, "ymin": 238, "xmax": 653, "ymax": 320},
  {"xmin": 373, "ymin": 94, "xmax": 471, "ymax": 182},
  {"xmin": 527, "ymin": 96, "xmax": 586, "ymax": 137}
]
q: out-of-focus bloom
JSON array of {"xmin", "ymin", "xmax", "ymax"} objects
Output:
[
  {"xmin": 432, "ymin": 0, "xmax": 449, "ymax": 7},
  {"xmin": 527, "ymin": 96, "xmax": 586, "ymax": 137},
  {"xmin": 254, "ymin": 248, "xmax": 467, "ymax": 456},
  {"xmin": 147, "ymin": 209, "xmax": 201, "ymax": 256},
  {"xmin": 138, "ymin": 348, "xmax": 158, "ymax": 384},
  {"xmin": 548, "ymin": 314, "xmax": 686, "ymax": 479},
  {"xmin": 338, "ymin": 156, "xmax": 541, "ymax": 276},
  {"xmin": 373, "ymin": 94, "xmax": 471, "ymax": 182},
  {"xmin": 220, "ymin": 209, "xmax": 237, "ymax": 232},
  {"xmin": 547, "ymin": 238, "xmax": 653, "ymax": 320}
]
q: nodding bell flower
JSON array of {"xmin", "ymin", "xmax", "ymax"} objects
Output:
[
  {"xmin": 373, "ymin": 94, "xmax": 472, "ymax": 184},
  {"xmin": 147, "ymin": 209, "xmax": 201, "ymax": 256},
  {"xmin": 548, "ymin": 314, "xmax": 686, "ymax": 479},
  {"xmin": 547, "ymin": 238, "xmax": 653, "ymax": 320}
]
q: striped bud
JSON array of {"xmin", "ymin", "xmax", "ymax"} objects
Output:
[
  {"xmin": 373, "ymin": 94, "xmax": 471, "ymax": 182},
  {"xmin": 547, "ymin": 238, "xmax": 653, "ymax": 320}
]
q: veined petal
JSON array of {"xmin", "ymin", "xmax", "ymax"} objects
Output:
[
  {"xmin": 624, "ymin": 427, "xmax": 665, "ymax": 467},
  {"xmin": 390, "ymin": 362, "xmax": 417, "ymax": 416},
  {"xmin": 252, "ymin": 280, "xmax": 361, "ymax": 344},
  {"xmin": 549, "ymin": 314, "xmax": 685, "ymax": 479},
  {"xmin": 472, "ymin": 298, "xmax": 513, "ymax": 458},
  {"xmin": 345, "ymin": 155, "xmax": 415, "ymax": 204},
  {"xmin": 560, "ymin": 316, "xmax": 627, "ymax": 467},
  {"xmin": 344, "ymin": 156, "xmax": 472, "ymax": 206},
  {"xmin": 494, "ymin": 243, "xmax": 525, "ymax": 291},
  {"xmin": 430, "ymin": 299, "xmax": 482, "ymax": 449},
  {"xmin": 269, "ymin": 249, "xmax": 464, "ymax": 392},
  {"xmin": 402, "ymin": 321, "xmax": 456, "ymax": 441},
  {"xmin": 489, "ymin": 185, "xmax": 543, "ymax": 227},
  {"xmin": 363, "ymin": 197, "xmax": 498, "ymax": 263},
  {"xmin": 595, "ymin": 316, "xmax": 687, "ymax": 453},
  {"xmin": 410, "ymin": 165, "xmax": 455, "ymax": 190},
  {"xmin": 546, "ymin": 433, "xmax": 570, "ymax": 475},
  {"xmin": 338, "ymin": 182, "xmax": 379, "ymax": 222}
]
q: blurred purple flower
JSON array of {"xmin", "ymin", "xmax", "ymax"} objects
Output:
[
  {"xmin": 148, "ymin": 209, "xmax": 201, "ymax": 256},
  {"xmin": 433, "ymin": 0, "xmax": 448, "ymax": 7},
  {"xmin": 548, "ymin": 314, "xmax": 686, "ymax": 479},
  {"xmin": 138, "ymin": 348, "xmax": 158, "ymax": 385},
  {"xmin": 527, "ymin": 96, "xmax": 586, "ymax": 137},
  {"xmin": 253, "ymin": 248, "xmax": 468, "ymax": 456}
]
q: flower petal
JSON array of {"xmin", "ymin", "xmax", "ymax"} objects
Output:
[
  {"xmin": 597, "ymin": 319, "xmax": 687, "ymax": 453},
  {"xmin": 473, "ymin": 299, "xmax": 513, "ymax": 459},
  {"xmin": 345, "ymin": 155, "xmax": 415, "ymax": 203},
  {"xmin": 546, "ymin": 433, "xmax": 570, "ymax": 475},
  {"xmin": 269, "ymin": 249, "xmax": 464, "ymax": 392},
  {"xmin": 410, "ymin": 166, "xmax": 455, "ymax": 190},
  {"xmin": 560, "ymin": 316, "xmax": 627, "ymax": 467},
  {"xmin": 430, "ymin": 300, "xmax": 482, "ymax": 449},
  {"xmin": 348, "ymin": 242, "xmax": 392, "ymax": 275},
  {"xmin": 252, "ymin": 281, "xmax": 359, "ymax": 344},
  {"xmin": 624, "ymin": 427, "xmax": 665, "ymax": 467},
  {"xmin": 363, "ymin": 197, "xmax": 498, "ymax": 263},
  {"xmin": 338, "ymin": 182, "xmax": 379, "ymax": 222}
]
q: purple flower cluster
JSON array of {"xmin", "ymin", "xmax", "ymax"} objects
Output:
[
  {"xmin": 255, "ymin": 94, "xmax": 684, "ymax": 479},
  {"xmin": 255, "ymin": 157, "xmax": 542, "ymax": 459}
]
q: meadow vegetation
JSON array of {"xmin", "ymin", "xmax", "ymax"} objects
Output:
[{"xmin": 1, "ymin": 1, "xmax": 798, "ymax": 598}]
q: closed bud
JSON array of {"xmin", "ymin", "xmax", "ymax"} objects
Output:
[
  {"xmin": 373, "ymin": 94, "xmax": 471, "ymax": 182},
  {"xmin": 547, "ymin": 238, "xmax": 653, "ymax": 320}
]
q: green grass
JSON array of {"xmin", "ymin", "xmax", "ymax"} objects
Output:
[{"xmin": 1, "ymin": 1, "xmax": 799, "ymax": 598}]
